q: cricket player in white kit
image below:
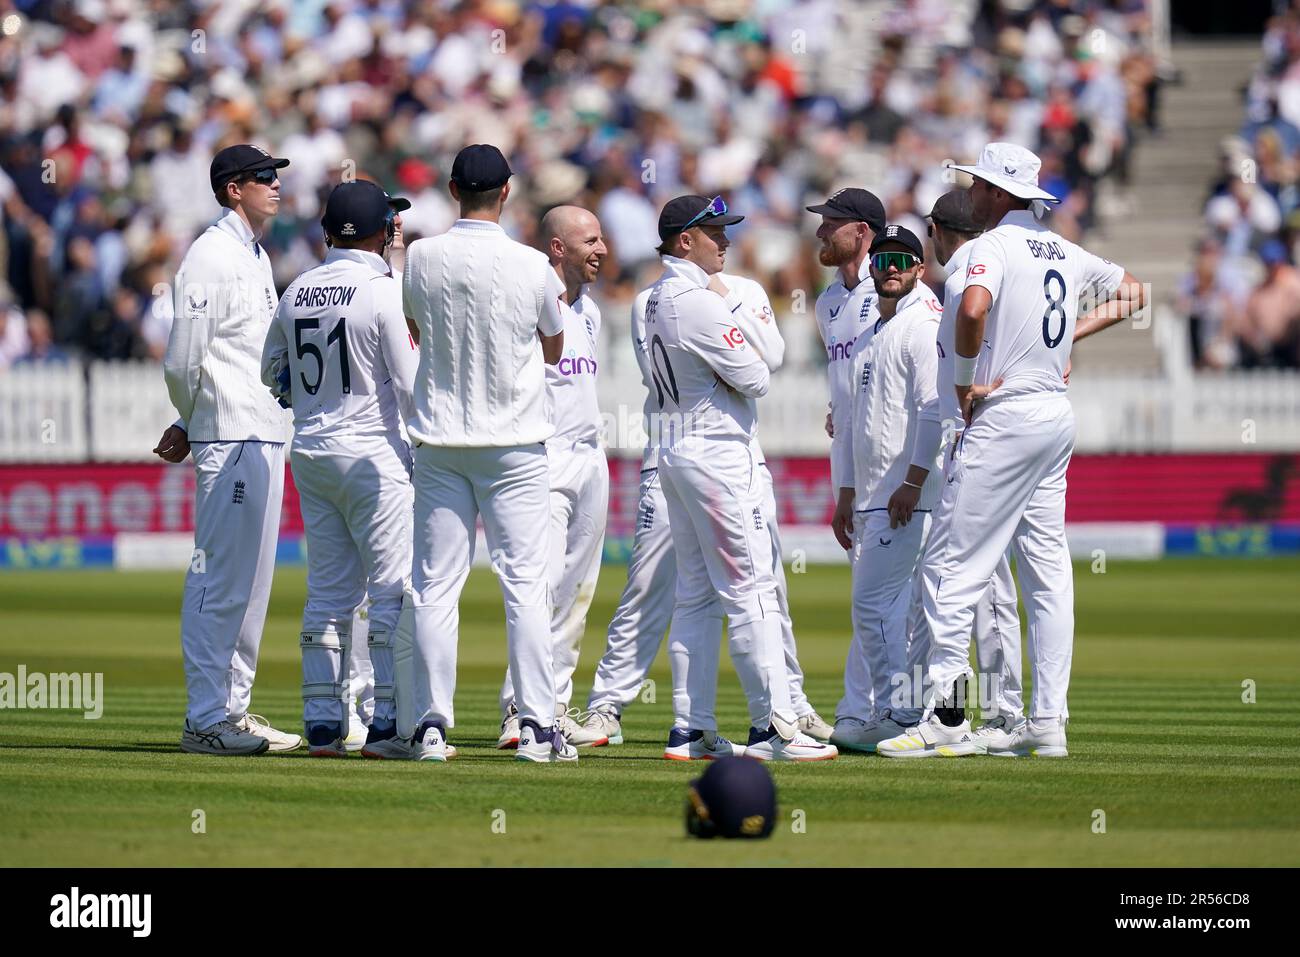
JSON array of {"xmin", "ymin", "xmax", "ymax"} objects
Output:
[
  {"xmin": 644, "ymin": 194, "xmax": 835, "ymax": 762},
  {"xmin": 402, "ymin": 144, "xmax": 573, "ymax": 763},
  {"xmin": 261, "ymin": 180, "xmax": 419, "ymax": 759},
  {"xmin": 568, "ymin": 259, "xmax": 834, "ymax": 747},
  {"xmin": 828, "ymin": 225, "xmax": 945, "ymax": 752},
  {"xmin": 808, "ymin": 188, "xmax": 888, "ymax": 727},
  {"xmin": 879, "ymin": 143, "xmax": 1145, "ymax": 758},
  {"xmin": 921, "ymin": 189, "xmax": 1027, "ymax": 752},
  {"xmin": 497, "ymin": 206, "xmax": 609, "ymax": 748},
  {"xmin": 158, "ymin": 144, "xmax": 300, "ymax": 756}
]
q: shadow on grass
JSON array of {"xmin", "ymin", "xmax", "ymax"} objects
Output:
[{"xmin": 0, "ymin": 742, "xmax": 184, "ymax": 754}]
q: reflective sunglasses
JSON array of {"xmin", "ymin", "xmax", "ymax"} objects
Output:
[
  {"xmin": 682, "ymin": 195, "xmax": 727, "ymax": 231},
  {"xmin": 871, "ymin": 251, "xmax": 921, "ymax": 272},
  {"xmin": 246, "ymin": 167, "xmax": 278, "ymax": 185}
]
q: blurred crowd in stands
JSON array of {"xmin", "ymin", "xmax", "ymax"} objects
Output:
[
  {"xmin": 0, "ymin": 0, "xmax": 1159, "ymax": 371},
  {"xmin": 1181, "ymin": 3, "xmax": 1300, "ymax": 371}
]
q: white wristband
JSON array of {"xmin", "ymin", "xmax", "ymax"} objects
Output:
[{"xmin": 954, "ymin": 354, "xmax": 978, "ymax": 387}]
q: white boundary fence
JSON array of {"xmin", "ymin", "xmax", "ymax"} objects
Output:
[
  {"xmin": 0, "ymin": 364, "xmax": 87, "ymax": 461},
  {"xmin": 0, "ymin": 360, "xmax": 1297, "ymax": 463},
  {"xmin": 88, "ymin": 361, "xmax": 180, "ymax": 461}
]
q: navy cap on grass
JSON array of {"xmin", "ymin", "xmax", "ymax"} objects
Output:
[{"xmin": 685, "ymin": 755, "xmax": 776, "ymax": 840}]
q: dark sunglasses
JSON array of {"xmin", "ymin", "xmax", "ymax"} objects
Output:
[
  {"xmin": 245, "ymin": 167, "xmax": 278, "ymax": 185},
  {"xmin": 871, "ymin": 251, "xmax": 920, "ymax": 272},
  {"xmin": 682, "ymin": 195, "xmax": 726, "ymax": 231}
]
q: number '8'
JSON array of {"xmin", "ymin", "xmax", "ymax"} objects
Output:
[{"xmin": 1042, "ymin": 270, "xmax": 1067, "ymax": 348}]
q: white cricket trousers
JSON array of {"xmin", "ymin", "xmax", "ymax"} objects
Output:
[
  {"xmin": 903, "ymin": 433, "xmax": 1025, "ymax": 724},
  {"xmin": 585, "ymin": 465, "xmax": 813, "ymax": 717},
  {"xmin": 410, "ymin": 443, "xmax": 553, "ymax": 730},
  {"xmin": 658, "ymin": 437, "xmax": 794, "ymax": 732},
  {"xmin": 500, "ymin": 441, "xmax": 609, "ymax": 714},
  {"xmin": 841, "ymin": 509, "xmax": 932, "ymax": 725},
  {"xmin": 906, "ymin": 485, "xmax": 1025, "ymax": 723},
  {"xmin": 291, "ymin": 434, "xmax": 413, "ymax": 727},
  {"xmin": 181, "ymin": 440, "xmax": 285, "ymax": 730},
  {"xmin": 973, "ymin": 551, "xmax": 1025, "ymax": 722},
  {"xmin": 924, "ymin": 394, "xmax": 1075, "ymax": 720}
]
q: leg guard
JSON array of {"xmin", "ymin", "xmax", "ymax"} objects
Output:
[
  {"xmin": 301, "ymin": 628, "xmax": 351, "ymax": 740},
  {"xmin": 368, "ymin": 626, "xmax": 396, "ymax": 726},
  {"xmin": 393, "ymin": 591, "xmax": 416, "ymax": 738}
]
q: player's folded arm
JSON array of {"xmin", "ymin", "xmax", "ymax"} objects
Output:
[
  {"xmin": 679, "ymin": 288, "xmax": 770, "ymax": 398},
  {"xmin": 729, "ymin": 277, "xmax": 785, "ymax": 373}
]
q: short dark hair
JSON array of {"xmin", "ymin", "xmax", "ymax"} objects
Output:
[
  {"xmin": 214, "ymin": 174, "xmax": 255, "ymax": 209},
  {"xmin": 458, "ymin": 185, "xmax": 504, "ymax": 212}
]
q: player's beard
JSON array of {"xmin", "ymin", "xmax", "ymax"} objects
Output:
[
  {"xmin": 818, "ymin": 237, "xmax": 856, "ymax": 267},
  {"xmin": 877, "ymin": 272, "xmax": 917, "ymax": 300}
]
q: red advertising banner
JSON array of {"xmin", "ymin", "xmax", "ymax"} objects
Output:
[
  {"xmin": 0, "ymin": 463, "xmax": 304, "ymax": 537},
  {"xmin": 1, "ymin": 454, "xmax": 1297, "ymax": 538}
]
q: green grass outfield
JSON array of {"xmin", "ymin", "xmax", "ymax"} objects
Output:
[{"xmin": 1, "ymin": 559, "xmax": 1298, "ymax": 867}]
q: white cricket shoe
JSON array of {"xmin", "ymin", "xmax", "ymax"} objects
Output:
[
  {"xmin": 516, "ymin": 722, "xmax": 578, "ymax": 763},
  {"xmin": 796, "ymin": 711, "xmax": 835, "ymax": 743},
  {"xmin": 987, "ymin": 717, "xmax": 1068, "ymax": 758},
  {"xmin": 877, "ymin": 715, "xmax": 977, "ymax": 758},
  {"xmin": 970, "ymin": 715, "xmax": 1024, "ymax": 755},
  {"xmin": 496, "ymin": 704, "xmax": 520, "ymax": 750},
  {"xmin": 410, "ymin": 722, "xmax": 449, "ymax": 762},
  {"xmin": 746, "ymin": 726, "xmax": 838, "ymax": 762},
  {"xmin": 180, "ymin": 719, "xmax": 269, "ymax": 756},
  {"xmin": 830, "ymin": 711, "xmax": 914, "ymax": 754},
  {"xmin": 556, "ymin": 707, "xmax": 582, "ymax": 740},
  {"xmin": 568, "ymin": 704, "xmax": 622, "ymax": 747},
  {"xmin": 342, "ymin": 711, "xmax": 367, "ymax": 752},
  {"xmin": 664, "ymin": 728, "xmax": 744, "ymax": 761},
  {"xmin": 233, "ymin": 713, "xmax": 303, "ymax": 752}
]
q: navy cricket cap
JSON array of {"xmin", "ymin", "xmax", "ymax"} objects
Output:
[
  {"xmin": 322, "ymin": 180, "xmax": 410, "ymax": 241},
  {"xmin": 210, "ymin": 144, "xmax": 289, "ymax": 194},
  {"xmin": 450, "ymin": 144, "xmax": 512, "ymax": 191},
  {"xmin": 927, "ymin": 189, "xmax": 982, "ymax": 235},
  {"xmin": 805, "ymin": 187, "xmax": 886, "ymax": 232},
  {"xmin": 657, "ymin": 194, "xmax": 745, "ymax": 245},
  {"xmin": 685, "ymin": 755, "xmax": 776, "ymax": 840},
  {"xmin": 869, "ymin": 223, "xmax": 925, "ymax": 260}
]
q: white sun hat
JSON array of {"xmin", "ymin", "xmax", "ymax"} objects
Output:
[{"xmin": 947, "ymin": 142, "xmax": 1059, "ymax": 204}]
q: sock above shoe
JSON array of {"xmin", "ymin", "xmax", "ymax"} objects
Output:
[{"xmin": 306, "ymin": 722, "xmax": 342, "ymax": 746}]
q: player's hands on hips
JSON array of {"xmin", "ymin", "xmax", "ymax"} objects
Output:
[
  {"xmin": 824, "ymin": 405, "xmax": 833, "ymax": 438},
  {"xmin": 831, "ymin": 488, "xmax": 855, "ymax": 550},
  {"xmin": 153, "ymin": 425, "xmax": 190, "ymax": 463},
  {"xmin": 959, "ymin": 377, "xmax": 1003, "ymax": 428},
  {"xmin": 1063, "ymin": 358, "xmax": 1072, "ymax": 385},
  {"xmin": 887, "ymin": 483, "xmax": 921, "ymax": 529}
]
